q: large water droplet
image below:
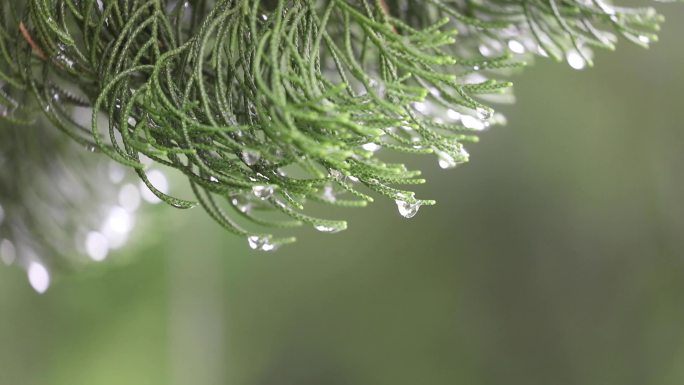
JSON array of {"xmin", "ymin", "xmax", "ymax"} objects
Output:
[
  {"xmin": 247, "ymin": 235, "xmax": 279, "ymax": 251},
  {"xmin": 27, "ymin": 262, "xmax": 50, "ymax": 294},
  {"xmin": 241, "ymin": 150, "xmax": 260, "ymax": 166},
  {"xmin": 252, "ymin": 185, "xmax": 274, "ymax": 200},
  {"xmin": 395, "ymin": 199, "xmax": 422, "ymax": 219},
  {"xmin": 476, "ymin": 107, "xmax": 493, "ymax": 122}
]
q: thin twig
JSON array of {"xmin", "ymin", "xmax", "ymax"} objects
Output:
[{"xmin": 19, "ymin": 22, "xmax": 47, "ymax": 60}]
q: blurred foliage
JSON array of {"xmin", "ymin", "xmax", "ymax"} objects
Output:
[{"xmin": 1, "ymin": 5, "xmax": 684, "ymax": 385}]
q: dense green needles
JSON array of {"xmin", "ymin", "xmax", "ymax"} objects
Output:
[{"xmin": 0, "ymin": 0, "xmax": 669, "ymax": 250}]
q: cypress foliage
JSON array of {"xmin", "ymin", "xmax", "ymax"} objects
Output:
[{"xmin": 0, "ymin": 0, "xmax": 673, "ymax": 251}]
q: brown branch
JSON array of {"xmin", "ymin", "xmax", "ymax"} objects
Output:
[
  {"xmin": 379, "ymin": 0, "xmax": 390, "ymax": 14},
  {"xmin": 19, "ymin": 22, "xmax": 47, "ymax": 60},
  {"xmin": 379, "ymin": 0, "xmax": 397, "ymax": 33}
]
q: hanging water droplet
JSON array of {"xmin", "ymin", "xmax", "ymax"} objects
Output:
[
  {"xmin": 209, "ymin": 176, "xmax": 219, "ymax": 183},
  {"xmin": 362, "ymin": 142, "xmax": 381, "ymax": 152},
  {"xmin": 566, "ymin": 50, "xmax": 586, "ymax": 70},
  {"xmin": 476, "ymin": 107, "xmax": 492, "ymax": 122},
  {"xmin": 638, "ymin": 35, "xmax": 650, "ymax": 45},
  {"xmin": 395, "ymin": 199, "xmax": 422, "ymax": 219},
  {"xmin": 247, "ymin": 235, "xmax": 279, "ymax": 252},
  {"xmin": 260, "ymin": 14, "xmax": 268, "ymax": 21},
  {"xmin": 473, "ymin": 65, "xmax": 480, "ymax": 71},
  {"xmin": 252, "ymin": 185, "xmax": 274, "ymax": 200},
  {"xmin": 27, "ymin": 262, "xmax": 50, "ymax": 294},
  {"xmin": 435, "ymin": 150, "xmax": 456, "ymax": 169},
  {"xmin": 241, "ymin": 150, "xmax": 260, "ymax": 166},
  {"xmin": 314, "ymin": 222, "xmax": 346, "ymax": 233}
]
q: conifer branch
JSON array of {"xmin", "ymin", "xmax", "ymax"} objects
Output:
[{"xmin": 0, "ymin": 0, "xmax": 675, "ymax": 251}]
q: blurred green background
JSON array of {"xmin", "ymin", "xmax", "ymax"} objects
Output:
[{"xmin": 2, "ymin": 7, "xmax": 684, "ymax": 385}]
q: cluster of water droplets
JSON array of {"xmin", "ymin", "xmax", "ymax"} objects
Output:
[
  {"xmin": 252, "ymin": 185, "xmax": 275, "ymax": 200},
  {"xmin": 247, "ymin": 235, "xmax": 279, "ymax": 252},
  {"xmin": 472, "ymin": 23, "xmax": 598, "ymax": 71}
]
